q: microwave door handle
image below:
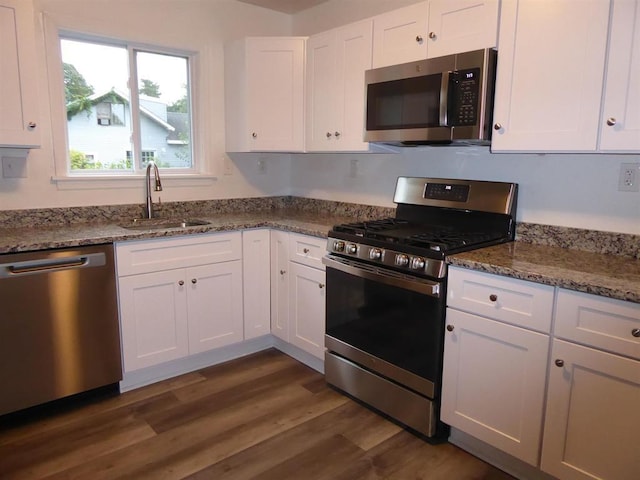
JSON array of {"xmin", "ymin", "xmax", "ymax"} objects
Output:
[{"xmin": 439, "ymin": 71, "xmax": 450, "ymax": 127}]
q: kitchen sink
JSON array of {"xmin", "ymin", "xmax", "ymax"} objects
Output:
[{"xmin": 119, "ymin": 218, "xmax": 211, "ymax": 230}]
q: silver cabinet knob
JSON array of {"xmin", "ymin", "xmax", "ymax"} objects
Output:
[
  {"xmin": 632, "ymin": 328, "xmax": 640, "ymax": 338},
  {"xmin": 446, "ymin": 324, "xmax": 454, "ymax": 332},
  {"xmin": 428, "ymin": 32, "xmax": 437, "ymax": 40},
  {"xmin": 555, "ymin": 359, "xmax": 564, "ymax": 367},
  {"xmin": 191, "ymin": 278, "xmax": 197, "ymax": 284},
  {"xmin": 178, "ymin": 280, "xmax": 184, "ymax": 286},
  {"xmin": 303, "ymin": 248, "xmax": 310, "ymax": 254},
  {"xmin": 318, "ymin": 283, "xmax": 325, "ymax": 289},
  {"xmin": 494, "ymin": 123, "xmax": 503, "ymax": 131},
  {"xmin": 606, "ymin": 117, "xmax": 617, "ymax": 126},
  {"xmin": 251, "ymin": 132, "xmax": 257, "ymax": 138},
  {"xmin": 326, "ymin": 132, "xmax": 332, "ymax": 138},
  {"xmin": 280, "ymin": 269, "xmax": 286, "ymax": 275},
  {"xmin": 334, "ymin": 131, "xmax": 341, "ymax": 138},
  {"xmin": 489, "ymin": 294, "xmax": 498, "ymax": 302},
  {"xmin": 416, "ymin": 35, "xmax": 423, "ymax": 43},
  {"xmin": 27, "ymin": 122, "xmax": 37, "ymax": 130}
]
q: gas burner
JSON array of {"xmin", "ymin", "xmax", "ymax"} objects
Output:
[
  {"xmin": 332, "ymin": 218, "xmax": 409, "ymax": 236},
  {"xmin": 404, "ymin": 231, "xmax": 506, "ymax": 252}
]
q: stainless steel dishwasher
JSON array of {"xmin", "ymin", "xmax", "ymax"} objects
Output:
[{"xmin": 0, "ymin": 244, "xmax": 122, "ymax": 416}]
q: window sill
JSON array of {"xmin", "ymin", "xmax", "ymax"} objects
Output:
[{"xmin": 51, "ymin": 173, "xmax": 217, "ymax": 190}]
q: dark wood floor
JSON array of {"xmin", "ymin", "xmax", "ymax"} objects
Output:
[{"xmin": 0, "ymin": 349, "xmax": 515, "ymax": 480}]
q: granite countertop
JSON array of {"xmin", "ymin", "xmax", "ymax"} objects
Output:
[
  {"xmin": 0, "ymin": 200, "xmax": 638, "ymax": 304},
  {"xmin": 448, "ymin": 242, "xmax": 640, "ymax": 304}
]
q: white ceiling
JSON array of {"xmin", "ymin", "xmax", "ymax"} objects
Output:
[{"xmin": 236, "ymin": 0, "xmax": 330, "ymax": 14}]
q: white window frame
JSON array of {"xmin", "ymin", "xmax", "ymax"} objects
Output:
[{"xmin": 43, "ymin": 16, "xmax": 214, "ymax": 189}]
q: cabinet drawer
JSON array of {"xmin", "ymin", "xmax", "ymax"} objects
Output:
[
  {"xmin": 288, "ymin": 233, "xmax": 326, "ymax": 270},
  {"xmin": 448, "ymin": 266, "xmax": 554, "ymax": 333},
  {"xmin": 555, "ymin": 289, "xmax": 640, "ymax": 360},
  {"xmin": 116, "ymin": 232, "xmax": 242, "ymax": 276}
]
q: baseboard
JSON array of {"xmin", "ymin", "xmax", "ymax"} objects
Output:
[
  {"xmin": 120, "ymin": 335, "xmax": 275, "ymax": 392},
  {"xmin": 449, "ymin": 428, "xmax": 557, "ymax": 480},
  {"xmin": 272, "ymin": 338, "xmax": 324, "ymax": 374}
]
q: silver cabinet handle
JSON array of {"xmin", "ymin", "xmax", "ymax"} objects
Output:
[
  {"xmin": 555, "ymin": 359, "xmax": 564, "ymax": 367},
  {"xmin": 494, "ymin": 123, "xmax": 503, "ymax": 131},
  {"xmin": 27, "ymin": 122, "xmax": 37, "ymax": 130},
  {"xmin": 334, "ymin": 131, "xmax": 341, "ymax": 138},
  {"xmin": 191, "ymin": 278, "xmax": 197, "ymax": 284},
  {"xmin": 416, "ymin": 35, "xmax": 423, "ymax": 43},
  {"xmin": 178, "ymin": 280, "xmax": 184, "ymax": 286},
  {"xmin": 280, "ymin": 269, "xmax": 286, "ymax": 275},
  {"xmin": 632, "ymin": 328, "xmax": 640, "ymax": 338},
  {"xmin": 251, "ymin": 132, "xmax": 257, "ymax": 138},
  {"xmin": 446, "ymin": 325, "xmax": 454, "ymax": 332},
  {"xmin": 606, "ymin": 117, "xmax": 617, "ymax": 126},
  {"xmin": 428, "ymin": 32, "xmax": 436, "ymax": 40}
]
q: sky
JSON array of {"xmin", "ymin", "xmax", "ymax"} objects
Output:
[{"xmin": 61, "ymin": 39, "xmax": 188, "ymax": 104}]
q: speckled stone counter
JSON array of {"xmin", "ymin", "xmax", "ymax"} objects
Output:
[{"xmin": 448, "ymin": 242, "xmax": 640, "ymax": 304}]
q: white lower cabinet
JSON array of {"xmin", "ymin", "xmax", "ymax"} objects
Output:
[
  {"xmin": 444, "ymin": 268, "xmax": 640, "ymax": 480},
  {"xmin": 540, "ymin": 289, "xmax": 640, "ymax": 480},
  {"xmin": 270, "ymin": 231, "xmax": 326, "ymax": 361},
  {"xmin": 116, "ymin": 233, "xmax": 243, "ymax": 372},
  {"xmin": 242, "ymin": 229, "xmax": 271, "ymax": 340},
  {"xmin": 443, "ymin": 267, "xmax": 553, "ymax": 465}
]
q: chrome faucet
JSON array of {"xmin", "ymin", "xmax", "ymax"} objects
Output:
[{"xmin": 145, "ymin": 160, "xmax": 163, "ymax": 219}]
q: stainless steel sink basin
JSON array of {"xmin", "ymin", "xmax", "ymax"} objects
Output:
[{"xmin": 119, "ymin": 218, "xmax": 211, "ymax": 230}]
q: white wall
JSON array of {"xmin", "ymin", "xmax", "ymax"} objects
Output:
[
  {"xmin": 290, "ymin": 148, "xmax": 640, "ymax": 235},
  {"xmin": 0, "ymin": 0, "xmax": 294, "ymax": 210}
]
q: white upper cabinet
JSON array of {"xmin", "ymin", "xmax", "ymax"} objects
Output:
[
  {"xmin": 225, "ymin": 37, "xmax": 306, "ymax": 152},
  {"xmin": 0, "ymin": 0, "xmax": 40, "ymax": 148},
  {"xmin": 426, "ymin": 0, "xmax": 499, "ymax": 58},
  {"xmin": 492, "ymin": 0, "xmax": 610, "ymax": 152},
  {"xmin": 372, "ymin": 0, "xmax": 499, "ymax": 68},
  {"xmin": 372, "ymin": 1, "xmax": 429, "ymax": 68},
  {"xmin": 599, "ymin": 0, "xmax": 640, "ymax": 152},
  {"xmin": 306, "ymin": 19, "xmax": 373, "ymax": 152}
]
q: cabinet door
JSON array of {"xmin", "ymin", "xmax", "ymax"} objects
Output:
[
  {"xmin": 187, "ymin": 261, "xmax": 243, "ymax": 354},
  {"xmin": 541, "ymin": 339, "xmax": 640, "ymax": 480},
  {"xmin": 118, "ymin": 269, "xmax": 189, "ymax": 372},
  {"xmin": 441, "ymin": 308, "xmax": 549, "ymax": 465},
  {"xmin": 288, "ymin": 262, "xmax": 326, "ymax": 360},
  {"xmin": 0, "ymin": 0, "xmax": 40, "ymax": 148},
  {"xmin": 242, "ymin": 229, "xmax": 271, "ymax": 340},
  {"xmin": 372, "ymin": 1, "xmax": 428, "ymax": 68},
  {"xmin": 334, "ymin": 20, "xmax": 373, "ymax": 151},
  {"xmin": 491, "ymin": 0, "xmax": 610, "ymax": 152},
  {"xmin": 246, "ymin": 37, "xmax": 305, "ymax": 152},
  {"xmin": 270, "ymin": 230, "xmax": 289, "ymax": 341},
  {"xmin": 306, "ymin": 30, "xmax": 338, "ymax": 151},
  {"xmin": 426, "ymin": 0, "xmax": 499, "ymax": 58},
  {"xmin": 600, "ymin": 0, "xmax": 640, "ymax": 151}
]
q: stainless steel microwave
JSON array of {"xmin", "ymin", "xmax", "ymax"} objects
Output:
[{"xmin": 364, "ymin": 49, "xmax": 497, "ymax": 146}]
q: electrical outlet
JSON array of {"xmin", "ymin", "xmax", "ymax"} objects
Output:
[
  {"xmin": 222, "ymin": 156, "xmax": 233, "ymax": 176},
  {"xmin": 257, "ymin": 158, "xmax": 267, "ymax": 174},
  {"xmin": 618, "ymin": 163, "xmax": 639, "ymax": 192},
  {"xmin": 349, "ymin": 158, "xmax": 358, "ymax": 178},
  {"xmin": 2, "ymin": 156, "xmax": 27, "ymax": 178}
]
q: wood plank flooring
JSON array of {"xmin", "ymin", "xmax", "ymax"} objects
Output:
[{"xmin": 0, "ymin": 349, "xmax": 515, "ymax": 480}]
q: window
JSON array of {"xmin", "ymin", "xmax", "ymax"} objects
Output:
[{"xmin": 60, "ymin": 37, "xmax": 193, "ymax": 174}]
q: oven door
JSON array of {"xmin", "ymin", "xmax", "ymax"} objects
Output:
[{"xmin": 323, "ymin": 255, "xmax": 445, "ymax": 399}]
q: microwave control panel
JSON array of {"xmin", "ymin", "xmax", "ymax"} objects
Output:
[{"xmin": 449, "ymin": 68, "xmax": 481, "ymax": 126}]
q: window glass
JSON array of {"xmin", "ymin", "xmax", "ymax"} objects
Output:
[{"xmin": 60, "ymin": 38, "xmax": 192, "ymax": 173}]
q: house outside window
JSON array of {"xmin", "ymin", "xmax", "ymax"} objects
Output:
[{"xmin": 60, "ymin": 38, "xmax": 193, "ymax": 174}]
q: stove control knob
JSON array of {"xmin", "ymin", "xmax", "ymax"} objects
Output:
[
  {"xmin": 333, "ymin": 240, "xmax": 345, "ymax": 252},
  {"xmin": 346, "ymin": 243, "xmax": 358, "ymax": 255},
  {"xmin": 410, "ymin": 257, "xmax": 426, "ymax": 270},
  {"xmin": 395, "ymin": 254, "xmax": 409, "ymax": 267},
  {"xmin": 369, "ymin": 248, "xmax": 382, "ymax": 260}
]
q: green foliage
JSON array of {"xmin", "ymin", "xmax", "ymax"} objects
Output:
[
  {"xmin": 139, "ymin": 79, "xmax": 161, "ymax": 98},
  {"xmin": 64, "ymin": 63, "xmax": 94, "ymax": 119},
  {"xmin": 167, "ymin": 95, "xmax": 188, "ymax": 113},
  {"xmin": 70, "ymin": 150, "xmax": 102, "ymax": 170}
]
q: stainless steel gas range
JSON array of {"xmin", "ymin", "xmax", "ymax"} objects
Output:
[{"xmin": 322, "ymin": 176, "xmax": 518, "ymax": 440}]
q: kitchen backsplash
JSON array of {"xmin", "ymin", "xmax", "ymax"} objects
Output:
[{"xmin": 0, "ymin": 197, "xmax": 637, "ymax": 258}]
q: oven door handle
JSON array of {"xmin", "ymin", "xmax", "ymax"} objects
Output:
[{"xmin": 322, "ymin": 256, "xmax": 441, "ymax": 298}]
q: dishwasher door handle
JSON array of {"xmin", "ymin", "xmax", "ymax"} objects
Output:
[{"xmin": 0, "ymin": 252, "xmax": 107, "ymax": 278}]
